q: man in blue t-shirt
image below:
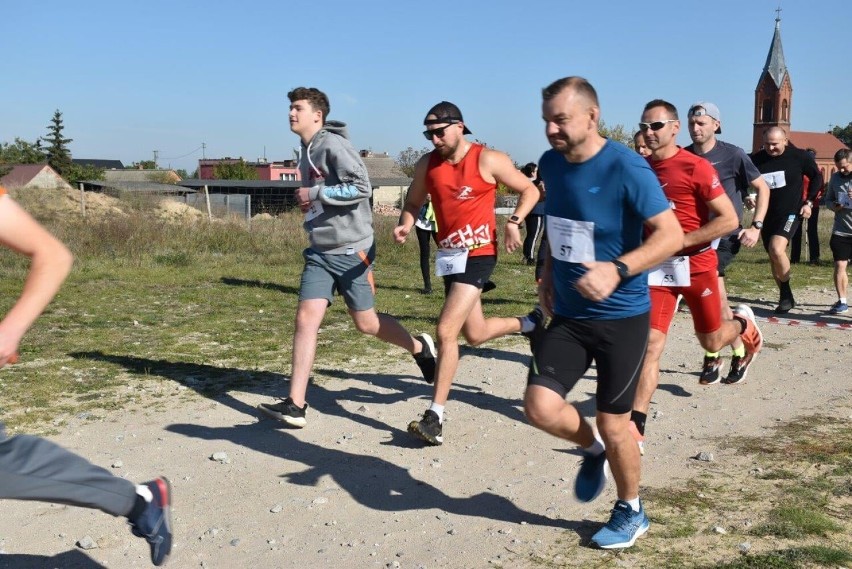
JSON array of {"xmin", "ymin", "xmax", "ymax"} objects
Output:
[
  {"xmin": 524, "ymin": 76, "xmax": 683, "ymax": 550},
  {"xmin": 684, "ymin": 102, "xmax": 770, "ymax": 385}
]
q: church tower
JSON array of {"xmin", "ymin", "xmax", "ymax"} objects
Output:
[{"xmin": 752, "ymin": 11, "xmax": 792, "ymax": 153}]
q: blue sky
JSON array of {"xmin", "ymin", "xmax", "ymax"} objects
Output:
[{"xmin": 2, "ymin": 0, "xmax": 848, "ymax": 173}]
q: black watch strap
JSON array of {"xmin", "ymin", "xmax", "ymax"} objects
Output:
[{"xmin": 611, "ymin": 259, "xmax": 630, "ymax": 280}]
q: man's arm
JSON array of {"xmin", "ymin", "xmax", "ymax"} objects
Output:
[
  {"xmin": 739, "ymin": 174, "xmax": 770, "ymax": 247},
  {"xmin": 803, "ymin": 154, "xmax": 824, "ymax": 204},
  {"xmin": 0, "ymin": 195, "xmax": 73, "ymax": 366},
  {"xmin": 574, "ymin": 208, "xmax": 683, "ymax": 302},
  {"xmin": 682, "ymin": 194, "xmax": 738, "ymax": 251},
  {"xmin": 298, "ymin": 137, "xmax": 372, "ymax": 207},
  {"xmin": 482, "ymin": 149, "xmax": 541, "ymax": 253},
  {"xmin": 393, "ymin": 155, "xmax": 430, "ymax": 244}
]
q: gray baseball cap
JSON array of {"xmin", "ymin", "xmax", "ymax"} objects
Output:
[{"xmin": 688, "ymin": 102, "xmax": 722, "ymax": 134}]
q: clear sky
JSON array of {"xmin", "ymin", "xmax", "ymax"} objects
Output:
[{"xmin": 2, "ymin": 0, "xmax": 848, "ymax": 174}]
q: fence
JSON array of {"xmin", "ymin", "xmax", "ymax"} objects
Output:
[{"xmin": 180, "ymin": 191, "xmax": 251, "ymax": 222}]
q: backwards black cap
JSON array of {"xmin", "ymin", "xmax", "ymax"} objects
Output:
[{"xmin": 423, "ymin": 101, "xmax": 472, "ymax": 134}]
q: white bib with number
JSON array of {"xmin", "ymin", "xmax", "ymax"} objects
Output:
[
  {"xmin": 435, "ymin": 248, "xmax": 469, "ymax": 276},
  {"xmin": 547, "ymin": 216, "xmax": 595, "ymax": 263},
  {"xmin": 761, "ymin": 170, "xmax": 787, "ymax": 190},
  {"xmin": 304, "ymin": 200, "xmax": 324, "ymax": 222},
  {"xmin": 648, "ymin": 256, "xmax": 691, "ymax": 287}
]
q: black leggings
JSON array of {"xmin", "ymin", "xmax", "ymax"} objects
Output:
[
  {"xmin": 523, "ymin": 213, "xmax": 545, "ymax": 261},
  {"xmin": 416, "ymin": 226, "xmax": 435, "ymax": 291}
]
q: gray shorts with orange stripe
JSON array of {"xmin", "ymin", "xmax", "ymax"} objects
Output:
[{"xmin": 299, "ymin": 244, "xmax": 376, "ymax": 311}]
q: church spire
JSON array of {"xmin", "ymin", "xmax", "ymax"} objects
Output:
[
  {"xmin": 752, "ymin": 9, "xmax": 793, "ymax": 153},
  {"xmin": 762, "ymin": 9, "xmax": 788, "ymax": 88}
]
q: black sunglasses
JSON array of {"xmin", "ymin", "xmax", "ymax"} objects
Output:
[
  {"xmin": 638, "ymin": 120, "xmax": 677, "ymax": 132},
  {"xmin": 423, "ymin": 123, "xmax": 458, "ymax": 140}
]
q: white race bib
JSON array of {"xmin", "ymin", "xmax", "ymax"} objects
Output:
[
  {"xmin": 547, "ymin": 216, "xmax": 596, "ymax": 263},
  {"xmin": 648, "ymin": 256, "xmax": 691, "ymax": 287},
  {"xmin": 435, "ymin": 248, "xmax": 469, "ymax": 276},
  {"xmin": 762, "ymin": 171, "xmax": 787, "ymax": 190},
  {"xmin": 304, "ymin": 200, "xmax": 324, "ymax": 222}
]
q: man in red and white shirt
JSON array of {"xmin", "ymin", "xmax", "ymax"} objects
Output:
[
  {"xmin": 394, "ymin": 101, "xmax": 540, "ymax": 446},
  {"xmin": 629, "ymin": 100, "xmax": 764, "ymax": 454}
]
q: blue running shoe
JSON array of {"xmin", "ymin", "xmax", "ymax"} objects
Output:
[
  {"xmin": 574, "ymin": 450, "xmax": 608, "ymax": 502},
  {"xmin": 592, "ymin": 499, "xmax": 650, "ymax": 549},
  {"xmin": 829, "ymin": 301, "xmax": 849, "ymax": 315},
  {"xmin": 129, "ymin": 477, "xmax": 173, "ymax": 566}
]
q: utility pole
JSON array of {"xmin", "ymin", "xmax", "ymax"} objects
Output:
[
  {"xmin": 152, "ymin": 150, "xmax": 159, "ymax": 167},
  {"xmin": 202, "ymin": 142, "xmax": 206, "ymax": 159}
]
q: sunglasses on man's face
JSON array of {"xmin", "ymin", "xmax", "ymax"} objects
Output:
[
  {"xmin": 638, "ymin": 119, "xmax": 677, "ymax": 132},
  {"xmin": 423, "ymin": 123, "xmax": 457, "ymax": 140}
]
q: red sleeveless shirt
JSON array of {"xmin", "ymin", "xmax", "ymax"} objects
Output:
[{"xmin": 425, "ymin": 144, "xmax": 497, "ymax": 257}]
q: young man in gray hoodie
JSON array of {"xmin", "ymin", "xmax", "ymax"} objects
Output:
[{"xmin": 258, "ymin": 87, "xmax": 436, "ymax": 428}]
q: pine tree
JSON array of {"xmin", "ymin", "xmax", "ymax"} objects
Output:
[{"xmin": 42, "ymin": 109, "xmax": 73, "ymax": 176}]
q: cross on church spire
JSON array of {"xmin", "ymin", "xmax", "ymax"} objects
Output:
[{"xmin": 775, "ymin": 5, "xmax": 782, "ymax": 23}]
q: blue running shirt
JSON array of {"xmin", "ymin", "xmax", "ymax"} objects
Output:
[{"xmin": 539, "ymin": 140, "xmax": 670, "ymax": 319}]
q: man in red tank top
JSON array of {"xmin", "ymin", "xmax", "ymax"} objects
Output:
[{"xmin": 394, "ymin": 101, "xmax": 541, "ymax": 445}]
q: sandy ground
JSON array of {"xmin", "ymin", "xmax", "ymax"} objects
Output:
[{"xmin": 0, "ymin": 286, "xmax": 850, "ymax": 569}]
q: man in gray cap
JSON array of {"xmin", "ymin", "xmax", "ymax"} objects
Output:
[
  {"xmin": 394, "ymin": 101, "xmax": 541, "ymax": 446},
  {"xmin": 684, "ymin": 101, "xmax": 770, "ymax": 384}
]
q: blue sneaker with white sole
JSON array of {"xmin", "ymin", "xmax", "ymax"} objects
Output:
[
  {"xmin": 574, "ymin": 450, "xmax": 608, "ymax": 502},
  {"xmin": 591, "ymin": 499, "xmax": 650, "ymax": 549}
]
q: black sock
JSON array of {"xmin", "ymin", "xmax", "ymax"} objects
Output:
[
  {"xmin": 779, "ymin": 279, "xmax": 793, "ymax": 299},
  {"xmin": 127, "ymin": 493, "xmax": 148, "ymax": 522},
  {"xmin": 631, "ymin": 410, "xmax": 647, "ymax": 435}
]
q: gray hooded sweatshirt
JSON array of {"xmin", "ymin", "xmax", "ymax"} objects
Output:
[{"xmin": 298, "ymin": 120, "xmax": 374, "ymax": 254}]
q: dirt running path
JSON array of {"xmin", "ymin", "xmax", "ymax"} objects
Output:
[{"xmin": 0, "ymin": 287, "xmax": 850, "ymax": 568}]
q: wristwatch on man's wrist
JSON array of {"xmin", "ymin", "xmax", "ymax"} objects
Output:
[
  {"xmin": 752, "ymin": 220, "xmax": 764, "ymax": 230},
  {"xmin": 507, "ymin": 215, "xmax": 522, "ymax": 226},
  {"xmin": 805, "ymin": 200, "xmax": 813, "ymax": 208},
  {"xmin": 611, "ymin": 259, "xmax": 630, "ymax": 281}
]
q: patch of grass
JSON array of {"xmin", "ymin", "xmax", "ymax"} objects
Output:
[
  {"xmin": 700, "ymin": 546, "xmax": 852, "ymax": 569},
  {"xmin": 752, "ymin": 505, "xmax": 841, "ymax": 538}
]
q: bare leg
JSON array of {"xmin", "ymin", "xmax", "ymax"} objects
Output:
[
  {"xmin": 349, "ymin": 308, "xmax": 420, "ymax": 354},
  {"xmin": 288, "ymin": 299, "xmax": 328, "ymax": 407},
  {"xmin": 597, "ymin": 411, "xmax": 640, "ymax": 500},
  {"xmin": 632, "ymin": 328, "xmax": 667, "ymax": 415}
]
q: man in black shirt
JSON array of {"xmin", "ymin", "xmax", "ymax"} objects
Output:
[{"xmin": 751, "ymin": 127, "xmax": 823, "ymax": 313}]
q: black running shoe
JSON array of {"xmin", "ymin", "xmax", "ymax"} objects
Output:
[
  {"xmin": 258, "ymin": 397, "xmax": 308, "ymax": 428},
  {"xmin": 774, "ymin": 297, "xmax": 796, "ymax": 314},
  {"xmin": 129, "ymin": 477, "xmax": 173, "ymax": 567},
  {"xmin": 413, "ymin": 333, "xmax": 436, "ymax": 384},
  {"xmin": 698, "ymin": 355, "xmax": 722, "ymax": 385},
  {"xmin": 722, "ymin": 352, "xmax": 754, "ymax": 385},
  {"xmin": 408, "ymin": 410, "xmax": 443, "ymax": 445}
]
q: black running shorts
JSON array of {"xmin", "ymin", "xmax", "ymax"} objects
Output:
[{"xmin": 527, "ymin": 313, "xmax": 649, "ymax": 415}]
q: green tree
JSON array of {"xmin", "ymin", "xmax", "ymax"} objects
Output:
[
  {"xmin": 213, "ymin": 159, "xmax": 258, "ymax": 180},
  {"xmin": 63, "ymin": 163, "xmax": 105, "ymax": 186},
  {"xmin": 0, "ymin": 138, "xmax": 46, "ymax": 165},
  {"xmin": 41, "ymin": 110, "xmax": 73, "ymax": 177},
  {"xmin": 129, "ymin": 160, "xmax": 157, "ymax": 169},
  {"xmin": 599, "ymin": 120, "xmax": 633, "ymax": 146},
  {"xmin": 395, "ymin": 146, "xmax": 430, "ymax": 178},
  {"xmin": 830, "ymin": 122, "xmax": 852, "ymax": 147},
  {"xmin": 175, "ymin": 169, "xmax": 189, "ymax": 180}
]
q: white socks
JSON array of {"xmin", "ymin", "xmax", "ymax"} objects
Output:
[
  {"xmin": 584, "ymin": 438, "xmax": 605, "ymax": 456},
  {"xmin": 136, "ymin": 484, "xmax": 153, "ymax": 502},
  {"xmin": 429, "ymin": 402, "xmax": 445, "ymax": 422}
]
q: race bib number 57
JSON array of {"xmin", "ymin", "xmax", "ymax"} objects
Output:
[{"xmin": 547, "ymin": 216, "xmax": 595, "ymax": 263}]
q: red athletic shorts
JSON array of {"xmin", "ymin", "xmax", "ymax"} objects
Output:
[{"xmin": 649, "ymin": 269, "xmax": 721, "ymax": 335}]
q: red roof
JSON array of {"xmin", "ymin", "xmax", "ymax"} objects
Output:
[
  {"xmin": 0, "ymin": 163, "xmax": 54, "ymax": 187},
  {"xmin": 788, "ymin": 131, "xmax": 849, "ymax": 160}
]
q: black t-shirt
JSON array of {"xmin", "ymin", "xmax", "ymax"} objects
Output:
[{"xmin": 750, "ymin": 147, "xmax": 822, "ymax": 219}]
